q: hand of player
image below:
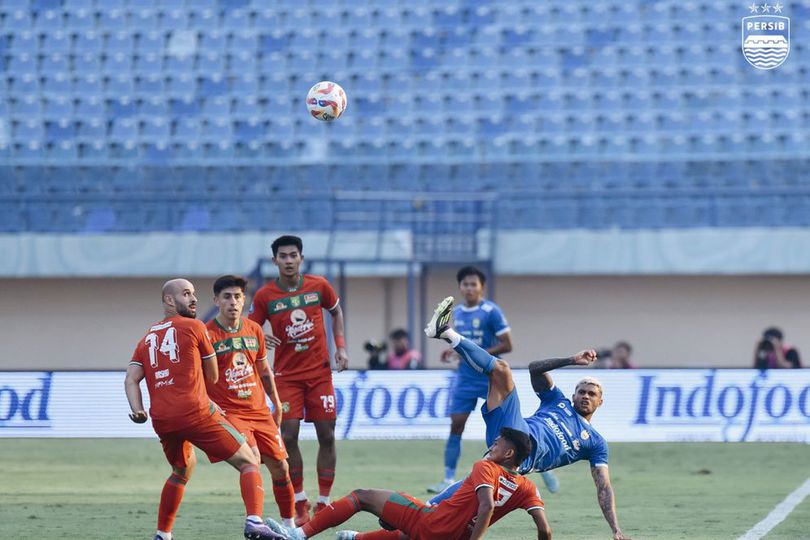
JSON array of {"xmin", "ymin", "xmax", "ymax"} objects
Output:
[
  {"xmin": 128, "ymin": 410, "xmax": 148, "ymax": 424},
  {"xmin": 271, "ymin": 400, "xmax": 283, "ymax": 427},
  {"xmin": 572, "ymin": 349, "xmax": 598, "ymax": 366},
  {"xmin": 440, "ymin": 348, "xmax": 459, "ymax": 364},
  {"xmin": 335, "ymin": 347, "xmax": 349, "ymax": 372},
  {"xmin": 264, "ymin": 334, "xmax": 282, "ymax": 349}
]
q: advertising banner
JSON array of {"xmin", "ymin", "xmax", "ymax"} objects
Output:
[{"xmin": 1, "ymin": 369, "xmax": 808, "ymax": 442}]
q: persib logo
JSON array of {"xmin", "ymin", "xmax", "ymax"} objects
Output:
[
  {"xmin": 0, "ymin": 373, "xmax": 53, "ymax": 428},
  {"xmin": 742, "ymin": 7, "xmax": 790, "ymax": 70}
]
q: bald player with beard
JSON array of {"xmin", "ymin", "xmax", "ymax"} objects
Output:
[{"xmin": 125, "ymin": 278, "xmax": 285, "ymax": 540}]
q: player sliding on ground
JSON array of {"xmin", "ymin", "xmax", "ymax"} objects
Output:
[
  {"xmin": 124, "ymin": 278, "xmax": 285, "ymax": 540},
  {"xmin": 424, "ymin": 296, "xmax": 632, "ymax": 540},
  {"xmin": 266, "ymin": 427, "xmax": 551, "ymax": 540}
]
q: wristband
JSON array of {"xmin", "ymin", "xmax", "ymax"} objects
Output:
[{"xmin": 335, "ymin": 335, "xmax": 346, "ymax": 349}]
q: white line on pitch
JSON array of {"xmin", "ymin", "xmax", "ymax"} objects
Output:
[{"xmin": 737, "ymin": 475, "xmax": 810, "ymax": 540}]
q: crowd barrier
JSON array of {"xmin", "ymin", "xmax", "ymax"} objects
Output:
[{"xmin": 1, "ymin": 369, "xmax": 808, "ymax": 442}]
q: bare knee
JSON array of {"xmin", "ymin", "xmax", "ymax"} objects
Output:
[
  {"xmin": 315, "ymin": 424, "xmax": 336, "ymax": 448},
  {"xmin": 265, "ymin": 457, "xmax": 290, "ymax": 479},
  {"xmin": 282, "ymin": 430, "xmax": 299, "ymax": 450},
  {"xmin": 230, "ymin": 444, "xmax": 259, "ymax": 468}
]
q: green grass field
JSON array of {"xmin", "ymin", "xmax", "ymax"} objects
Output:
[{"xmin": 0, "ymin": 439, "xmax": 808, "ymax": 539}]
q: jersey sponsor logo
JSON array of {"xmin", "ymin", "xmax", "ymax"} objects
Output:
[
  {"xmin": 216, "ymin": 341, "xmax": 230, "ymax": 353},
  {"xmin": 572, "ymin": 439, "xmax": 581, "ymax": 451},
  {"xmin": 213, "ymin": 337, "xmax": 260, "ymax": 355},
  {"xmin": 225, "ymin": 352, "xmax": 254, "ymax": 387},
  {"xmin": 269, "ymin": 292, "xmax": 322, "ymax": 315},
  {"xmin": 155, "ymin": 369, "xmax": 169, "ymax": 380},
  {"xmin": 544, "ymin": 417, "xmax": 572, "ymax": 452},
  {"xmin": 154, "ymin": 378, "xmax": 175, "ymax": 389},
  {"xmin": 286, "ymin": 309, "xmax": 315, "ymax": 341},
  {"xmin": 244, "ymin": 337, "xmax": 258, "ymax": 349},
  {"xmin": 149, "ymin": 321, "xmax": 173, "ymax": 332},
  {"xmin": 498, "ymin": 476, "xmax": 517, "ymax": 491}
]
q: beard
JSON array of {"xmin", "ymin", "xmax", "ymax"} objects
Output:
[{"xmin": 177, "ymin": 305, "xmax": 197, "ymax": 318}]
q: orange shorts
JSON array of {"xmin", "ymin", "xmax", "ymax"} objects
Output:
[
  {"xmin": 158, "ymin": 410, "xmax": 245, "ymax": 468},
  {"xmin": 277, "ymin": 377, "xmax": 337, "ymax": 422},
  {"xmin": 227, "ymin": 414, "xmax": 287, "ymax": 461},
  {"xmin": 380, "ymin": 492, "xmax": 436, "ymax": 540}
]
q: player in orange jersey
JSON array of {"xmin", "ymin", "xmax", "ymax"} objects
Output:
[
  {"xmin": 249, "ymin": 235, "xmax": 349, "ymax": 526},
  {"xmin": 206, "ymin": 274, "xmax": 296, "ymax": 529},
  {"xmin": 266, "ymin": 427, "xmax": 552, "ymax": 540},
  {"xmin": 124, "ymin": 278, "xmax": 285, "ymax": 540}
]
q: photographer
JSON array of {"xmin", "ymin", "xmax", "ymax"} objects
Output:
[
  {"xmin": 386, "ymin": 328, "xmax": 423, "ymax": 370},
  {"xmin": 364, "ymin": 339, "xmax": 388, "ymax": 370},
  {"xmin": 595, "ymin": 341, "xmax": 636, "ymax": 369},
  {"xmin": 753, "ymin": 327, "xmax": 801, "ymax": 369}
]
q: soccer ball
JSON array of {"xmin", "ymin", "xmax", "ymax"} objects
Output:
[{"xmin": 306, "ymin": 81, "xmax": 347, "ymax": 122}]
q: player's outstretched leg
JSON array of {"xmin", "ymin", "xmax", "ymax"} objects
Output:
[
  {"xmin": 425, "ymin": 296, "xmax": 513, "ymax": 410},
  {"xmin": 267, "ymin": 489, "xmax": 394, "ymax": 539}
]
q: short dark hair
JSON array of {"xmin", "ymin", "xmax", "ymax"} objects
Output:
[
  {"xmin": 499, "ymin": 427, "xmax": 532, "ymax": 467},
  {"xmin": 456, "ymin": 265, "xmax": 486, "ymax": 286},
  {"xmin": 614, "ymin": 341, "xmax": 632, "ymax": 354},
  {"xmin": 213, "ymin": 275, "xmax": 248, "ymax": 296},
  {"xmin": 763, "ymin": 327, "xmax": 784, "ymax": 340},
  {"xmin": 271, "ymin": 235, "xmax": 303, "ymax": 257},
  {"xmin": 389, "ymin": 328, "xmax": 409, "ymax": 341}
]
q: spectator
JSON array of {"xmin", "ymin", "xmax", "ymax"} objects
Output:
[
  {"xmin": 610, "ymin": 341, "xmax": 636, "ymax": 369},
  {"xmin": 386, "ymin": 328, "xmax": 423, "ymax": 370},
  {"xmin": 595, "ymin": 341, "xmax": 636, "ymax": 369},
  {"xmin": 754, "ymin": 327, "xmax": 801, "ymax": 369}
]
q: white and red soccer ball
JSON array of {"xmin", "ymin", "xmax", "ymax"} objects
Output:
[{"xmin": 306, "ymin": 81, "xmax": 347, "ymax": 122}]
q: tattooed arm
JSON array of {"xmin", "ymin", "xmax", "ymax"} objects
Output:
[
  {"xmin": 591, "ymin": 465, "xmax": 631, "ymax": 540},
  {"xmin": 528, "ymin": 349, "xmax": 598, "ymax": 393}
]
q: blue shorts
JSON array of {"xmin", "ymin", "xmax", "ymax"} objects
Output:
[
  {"xmin": 447, "ymin": 373, "xmax": 489, "ymax": 415},
  {"xmin": 480, "ymin": 388, "xmax": 531, "ymax": 446}
]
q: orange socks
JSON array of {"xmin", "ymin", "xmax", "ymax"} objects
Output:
[
  {"xmin": 272, "ymin": 476, "xmax": 295, "ymax": 519},
  {"xmin": 301, "ymin": 492, "xmax": 361, "ymax": 537},
  {"xmin": 157, "ymin": 472, "xmax": 188, "ymax": 532},
  {"xmin": 317, "ymin": 468, "xmax": 336, "ymax": 499},
  {"xmin": 239, "ymin": 464, "xmax": 264, "ymax": 517},
  {"xmin": 290, "ymin": 465, "xmax": 304, "ymax": 494}
]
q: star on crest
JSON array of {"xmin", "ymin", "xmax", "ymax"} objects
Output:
[
  {"xmin": 760, "ymin": 3, "xmax": 771, "ymax": 12},
  {"xmin": 748, "ymin": 2, "xmax": 759, "ymax": 13},
  {"xmin": 773, "ymin": 2, "xmax": 783, "ymax": 13}
]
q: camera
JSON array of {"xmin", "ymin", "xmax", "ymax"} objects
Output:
[
  {"xmin": 756, "ymin": 339, "xmax": 774, "ymax": 362},
  {"xmin": 364, "ymin": 339, "xmax": 387, "ymax": 370}
]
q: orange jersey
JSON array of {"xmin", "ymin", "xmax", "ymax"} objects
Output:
[
  {"xmin": 204, "ymin": 317, "xmax": 271, "ymax": 420},
  {"xmin": 429, "ymin": 460, "xmax": 544, "ymax": 539},
  {"xmin": 130, "ymin": 316, "xmax": 216, "ymax": 433},
  {"xmin": 248, "ymin": 274, "xmax": 339, "ymax": 381}
]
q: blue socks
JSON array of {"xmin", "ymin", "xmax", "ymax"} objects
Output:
[
  {"xmin": 444, "ymin": 433, "xmax": 462, "ymax": 482},
  {"xmin": 428, "ymin": 479, "xmax": 464, "ymax": 505},
  {"xmin": 453, "ymin": 336, "xmax": 497, "ymax": 375}
]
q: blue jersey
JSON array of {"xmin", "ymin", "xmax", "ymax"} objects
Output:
[
  {"xmin": 453, "ymin": 300, "xmax": 510, "ymax": 379},
  {"xmin": 523, "ymin": 386, "xmax": 609, "ymax": 473}
]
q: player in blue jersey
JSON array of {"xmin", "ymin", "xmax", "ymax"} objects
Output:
[
  {"xmin": 424, "ymin": 296, "xmax": 631, "ymax": 540},
  {"xmin": 426, "ymin": 266, "xmax": 515, "ymax": 495}
]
